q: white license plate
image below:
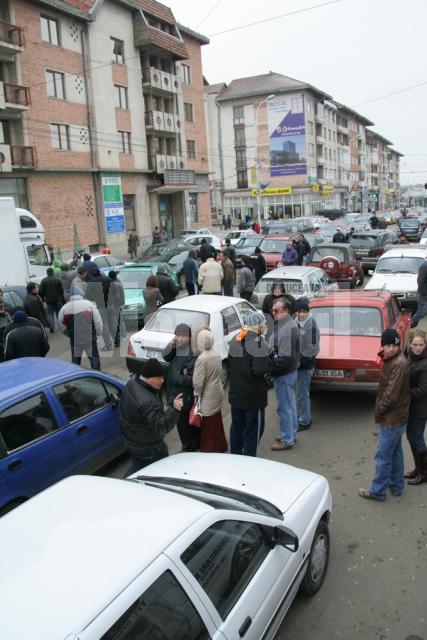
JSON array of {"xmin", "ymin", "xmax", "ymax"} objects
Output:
[
  {"xmin": 357, "ymin": 250, "xmax": 369, "ymax": 255},
  {"xmin": 143, "ymin": 349, "xmax": 164, "ymax": 360},
  {"xmin": 315, "ymin": 369, "xmax": 344, "ymax": 378}
]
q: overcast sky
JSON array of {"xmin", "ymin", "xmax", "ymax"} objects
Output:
[{"xmin": 168, "ymin": 0, "xmax": 427, "ymax": 186}]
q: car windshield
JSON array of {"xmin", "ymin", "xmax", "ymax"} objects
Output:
[
  {"xmin": 399, "ymin": 219, "xmax": 419, "ymax": 228},
  {"xmin": 167, "ymin": 252, "xmax": 187, "ymax": 266},
  {"xmin": 236, "ymin": 237, "xmax": 260, "ymax": 247},
  {"xmin": 227, "ymin": 232, "xmax": 243, "ymax": 240},
  {"xmin": 144, "ymin": 309, "xmax": 209, "ymax": 333},
  {"xmin": 260, "ymin": 239, "xmax": 289, "ymax": 253},
  {"xmin": 311, "ymin": 247, "xmax": 347, "ymax": 261},
  {"xmin": 117, "ymin": 269, "xmax": 150, "ymax": 288},
  {"xmin": 311, "ymin": 306, "xmax": 383, "ymax": 336},
  {"xmin": 350, "ymin": 236, "xmax": 377, "ymax": 247},
  {"xmin": 376, "ymin": 256, "xmax": 425, "ymax": 274},
  {"xmin": 142, "ymin": 244, "xmax": 169, "ymax": 256},
  {"xmin": 255, "ymin": 278, "xmax": 305, "ymax": 296}
]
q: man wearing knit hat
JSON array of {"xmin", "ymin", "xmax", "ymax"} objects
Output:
[
  {"xmin": 228, "ymin": 311, "xmax": 271, "ymax": 456},
  {"xmin": 4, "ymin": 310, "xmax": 50, "ymax": 361},
  {"xmin": 295, "ymin": 297, "xmax": 320, "ymax": 431},
  {"xmin": 120, "ymin": 358, "xmax": 184, "ymax": 475},
  {"xmin": 359, "ymin": 328, "xmax": 411, "ymax": 501}
]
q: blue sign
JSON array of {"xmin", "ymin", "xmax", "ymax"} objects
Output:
[{"xmin": 104, "ymin": 202, "xmax": 125, "ymax": 234}]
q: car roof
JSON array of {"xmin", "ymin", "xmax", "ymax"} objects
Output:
[
  {"xmin": 264, "ymin": 266, "xmax": 324, "ymax": 278},
  {"xmin": 121, "ymin": 262, "xmax": 157, "ymax": 270},
  {"xmin": 0, "ymin": 358, "xmax": 88, "ymax": 404},
  {"xmin": 0, "ymin": 476, "xmax": 211, "ymax": 639},
  {"xmin": 351, "ymin": 230, "xmax": 385, "ymax": 236},
  {"xmin": 380, "ymin": 247, "xmax": 427, "ymax": 258},
  {"xmin": 309, "ymin": 290, "xmax": 393, "ymax": 306},
  {"xmin": 310, "ymin": 243, "xmax": 351, "ymax": 249},
  {"xmin": 261, "ymin": 234, "xmax": 295, "ymax": 240},
  {"xmin": 156, "ymin": 294, "xmax": 247, "ymax": 312}
]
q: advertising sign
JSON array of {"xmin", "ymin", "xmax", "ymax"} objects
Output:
[
  {"xmin": 251, "ymin": 187, "xmax": 293, "ymax": 196},
  {"xmin": 268, "ymin": 93, "xmax": 307, "ymax": 177},
  {"xmin": 102, "ymin": 173, "xmax": 125, "ymax": 235}
]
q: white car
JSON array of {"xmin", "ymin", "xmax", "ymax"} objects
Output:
[
  {"xmin": 224, "ymin": 229, "xmax": 258, "ymax": 246},
  {"xmin": 253, "ymin": 266, "xmax": 339, "ymax": 309},
  {"xmin": 127, "ymin": 294, "xmax": 259, "ymax": 380},
  {"xmin": 0, "ymin": 453, "xmax": 332, "ymax": 640},
  {"xmin": 183, "ymin": 234, "xmax": 222, "ymax": 250},
  {"xmin": 178, "ymin": 228, "xmax": 211, "ymax": 237},
  {"xmin": 364, "ymin": 245, "xmax": 427, "ymax": 306}
]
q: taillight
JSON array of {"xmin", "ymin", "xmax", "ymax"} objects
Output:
[
  {"xmin": 127, "ymin": 340, "xmax": 136, "ymax": 357},
  {"xmin": 375, "ymin": 248, "xmax": 383, "ymax": 256}
]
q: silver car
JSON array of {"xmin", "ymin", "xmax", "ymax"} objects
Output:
[{"xmin": 252, "ymin": 266, "xmax": 338, "ymax": 309}]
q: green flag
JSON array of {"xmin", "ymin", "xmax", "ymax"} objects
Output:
[{"xmin": 73, "ymin": 223, "xmax": 82, "ymax": 254}]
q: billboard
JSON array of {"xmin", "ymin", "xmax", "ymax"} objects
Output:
[
  {"xmin": 268, "ymin": 93, "xmax": 306, "ymax": 177},
  {"xmin": 101, "ymin": 172, "xmax": 125, "ymax": 235}
]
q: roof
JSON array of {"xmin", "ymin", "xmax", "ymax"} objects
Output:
[
  {"xmin": 381, "ymin": 246, "xmax": 427, "ymax": 257},
  {"xmin": 333, "ymin": 101, "xmax": 374, "ymax": 126},
  {"xmin": 309, "ymin": 290, "xmax": 394, "ymax": 306},
  {"xmin": 178, "ymin": 23, "xmax": 210, "ymax": 45},
  {"xmin": 264, "ymin": 266, "xmax": 323, "ymax": 278},
  {"xmin": 160, "ymin": 293, "xmax": 247, "ymax": 312},
  {"xmin": 204, "ymin": 82, "xmax": 227, "ymax": 95},
  {"xmin": 35, "ymin": 0, "xmax": 95, "ymax": 18},
  {"xmin": 137, "ymin": 0, "xmax": 176, "ymax": 25},
  {"xmin": 216, "ymin": 71, "xmax": 331, "ymax": 102},
  {"xmin": 0, "ymin": 476, "xmax": 211, "ymax": 639},
  {"xmin": 366, "ymin": 129, "xmax": 393, "ymax": 146}
]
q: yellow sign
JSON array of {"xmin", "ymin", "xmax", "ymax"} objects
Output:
[
  {"xmin": 250, "ymin": 167, "xmax": 257, "ymax": 187},
  {"xmin": 311, "ymin": 184, "xmax": 320, "ymax": 192},
  {"xmin": 322, "ymin": 185, "xmax": 334, "ymax": 194},
  {"xmin": 251, "ymin": 187, "xmax": 293, "ymax": 196}
]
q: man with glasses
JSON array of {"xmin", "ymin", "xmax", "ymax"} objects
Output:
[{"xmin": 269, "ymin": 297, "xmax": 300, "ymax": 450}]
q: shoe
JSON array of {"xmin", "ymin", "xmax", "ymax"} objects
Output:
[
  {"xmin": 100, "ymin": 346, "xmax": 112, "ymax": 352},
  {"xmin": 297, "ymin": 421, "xmax": 312, "ymax": 432},
  {"xmin": 271, "ymin": 442, "xmax": 294, "ymax": 451},
  {"xmin": 404, "ymin": 445, "xmax": 420, "ymax": 479},
  {"xmin": 275, "ymin": 436, "xmax": 282, "ymax": 442},
  {"xmin": 358, "ymin": 488, "xmax": 385, "ymax": 501}
]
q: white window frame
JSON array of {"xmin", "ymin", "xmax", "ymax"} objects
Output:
[
  {"xmin": 41, "ymin": 15, "xmax": 59, "ymax": 46},
  {"xmin": 114, "ymin": 85, "xmax": 128, "ymax": 109}
]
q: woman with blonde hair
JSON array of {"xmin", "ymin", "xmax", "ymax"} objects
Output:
[
  {"xmin": 405, "ymin": 328, "xmax": 427, "ymax": 485},
  {"xmin": 192, "ymin": 327, "xmax": 228, "ymax": 452}
]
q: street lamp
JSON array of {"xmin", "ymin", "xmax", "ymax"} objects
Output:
[{"xmin": 255, "ymin": 94, "xmax": 275, "ymax": 226}]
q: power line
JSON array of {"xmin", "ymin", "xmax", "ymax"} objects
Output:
[
  {"xmin": 196, "ymin": 0, "xmax": 224, "ymax": 28},
  {"xmin": 208, "ymin": 0, "xmax": 343, "ymax": 37},
  {"xmin": 355, "ymin": 80, "xmax": 427, "ymax": 107}
]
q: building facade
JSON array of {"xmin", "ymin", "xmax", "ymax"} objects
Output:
[{"xmin": 204, "ymin": 72, "xmax": 402, "ymax": 221}]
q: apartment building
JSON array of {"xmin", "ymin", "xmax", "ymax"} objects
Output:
[
  {"xmin": 0, "ymin": 0, "xmax": 211, "ymax": 254},
  {"xmin": 205, "ymin": 71, "xmax": 403, "ymax": 221}
]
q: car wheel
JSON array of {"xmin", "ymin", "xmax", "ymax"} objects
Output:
[
  {"xmin": 0, "ymin": 498, "xmax": 27, "ymax": 517},
  {"xmin": 221, "ymin": 361, "xmax": 229, "ymax": 387},
  {"xmin": 300, "ymin": 520, "xmax": 330, "ymax": 596},
  {"xmin": 358, "ymin": 270, "xmax": 364, "ymax": 287}
]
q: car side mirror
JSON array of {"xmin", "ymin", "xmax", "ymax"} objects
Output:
[
  {"xmin": 274, "ymin": 525, "xmax": 299, "ymax": 552},
  {"xmin": 109, "ymin": 393, "xmax": 119, "ymax": 409},
  {"xmin": 368, "ymin": 269, "xmax": 373, "ymax": 276}
]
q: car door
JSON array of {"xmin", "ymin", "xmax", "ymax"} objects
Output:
[
  {"xmin": 52, "ymin": 375, "xmax": 122, "ymax": 474},
  {"xmin": 220, "ymin": 306, "xmax": 242, "ymax": 355},
  {"xmin": 0, "ymin": 391, "xmax": 74, "ymax": 508},
  {"xmin": 235, "ymin": 301, "xmax": 257, "ymax": 325}
]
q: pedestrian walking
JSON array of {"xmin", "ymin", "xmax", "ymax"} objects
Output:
[
  {"xmin": 332, "ymin": 227, "xmax": 346, "ymax": 243},
  {"xmin": 218, "ymin": 251, "xmax": 235, "ymax": 296},
  {"xmin": 226, "ymin": 214, "xmax": 232, "ymax": 230},
  {"xmin": 222, "ymin": 214, "xmax": 227, "ymax": 230},
  {"xmin": 81, "ymin": 253, "xmax": 98, "ymax": 282},
  {"xmin": 23, "ymin": 282, "xmax": 48, "ymax": 329},
  {"xmin": 128, "ymin": 231, "xmax": 139, "ymax": 259},
  {"xmin": 0, "ymin": 301, "xmax": 12, "ymax": 362},
  {"xmin": 183, "ymin": 250, "xmax": 199, "ymax": 296},
  {"xmin": 222, "ymin": 238, "xmax": 236, "ymax": 268},
  {"xmin": 156, "ymin": 266, "xmax": 179, "ymax": 304},
  {"xmin": 85, "ymin": 268, "xmax": 114, "ymax": 351},
  {"xmin": 198, "ymin": 256, "xmax": 223, "ymax": 295},
  {"xmin": 345, "ymin": 227, "xmax": 355, "ymax": 242},
  {"xmin": 411, "ymin": 256, "xmax": 427, "ymax": 327},
  {"xmin": 162, "ymin": 324, "xmax": 197, "ymax": 451},
  {"xmin": 229, "ymin": 311, "xmax": 271, "ymax": 456},
  {"xmin": 294, "ymin": 234, "xmax": 311, "ymax": 266},
  {"xmin": 404, "ymin": 329, "xmax": 427, "ymax": 485},
  {"xmin": 120, "ymin": 358, "xmax": 183, "ymax": 475},
  {"xmin": 152, "ymin": 226, "xmax": 162, "ymax": 245},
  {"xmin": 282, "ymin": 243, "xmax": 298, "ymax": 266},
  {"xmin": 359, "ymin": 329, "xmax": 411, "ymax": 501},
  {"xmin": 4, "ymin": 310, "xmax": 50, "ymax": 361},
  {"xmin": 71, "ymin": 265, "xmax": 87, "ymax": 296},
  {"xmin": 193, "ymin": 327, "xmax": 228, "ymax": 452},
  {"xmin": 370, "ymin": 214, "xmax": 379, "ymax": 230},
  {"xmin": 269, "ymin": 296, "xmax": 300, "ymax": 451},
  {"xmin": 142, "ymin": 275, "xmax": 163, "ymax": 322},
  {"xmin": 295, "ymin": 298, "xmax": 320, "ymax": 431},
  {"xmin": 108, "ymin": 270, "xmax": 126, "ymax": 346},
  {"xmin": 238, "ymin": 255, "xmax": 255, "ymax": 301},
  {"xmin": 199, "ymin": 238, "xmax": 216, "ymax": 263},
  {"xmin": 38, "ymin": 267, "xmax": 64, "ymax": 333},
  {"xmin": 58, "ymin": 293, "xmax": 103, "ymax": 370},
  {"xmin": 251, "ymin": 246, "xmax": 266, "ymax": 283}
]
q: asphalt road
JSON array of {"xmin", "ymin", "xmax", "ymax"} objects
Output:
[{"xmin": 48, "ymin": 327, "xmax": 426, "ymax": 640}]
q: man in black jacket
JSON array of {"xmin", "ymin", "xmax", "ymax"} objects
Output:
[
  {"xmin": 4, "ymin": 310, "xmax": 50, "ymax": 360},
  {"xmin": 412, "ymin": 257, "xmax": 427, "ymax": 327},
  {"xmin": 38, "ymin": 267, "xmax": 64, "ymax": 333},
  {"xmin": 0, "ymin": 302, "xmax": 12, "ymax": 362},
  {"xmin": 156, "ymin": 266, "xmax": 179, "ymax": 304},
  {"xmin": 120, "ymin": 358, "xmax": 183, "ymax": 475},
  {"xmin": 24, "ymin": 283, "xmax": 48, "ymax": 328},
  {"xmin": 229, "ymin": 311, "xmax": 271, "ymax": 456},
  {"xmin": 199, "ymin": 238, "xmax": 216, "ymax": 263}
]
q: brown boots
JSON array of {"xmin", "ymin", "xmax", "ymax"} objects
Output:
[{"xmin": 405, "ymin": 446, "xmax": 427, "ymax": 485}]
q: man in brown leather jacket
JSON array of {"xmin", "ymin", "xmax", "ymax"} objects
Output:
[{"xmin": 359, "ymin": 328, "xmax": 411, "ymax": 501}]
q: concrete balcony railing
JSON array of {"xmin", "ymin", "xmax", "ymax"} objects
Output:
[
  {"xmin": 0, "ymin": 20, "xmax": 25, "ymax": 57},
  {"xmin": 145, "ymin": 109, "xmax": 182, "ymax": 134},
  {"xmin": 0, "ymin": 82, "xmax": 30, "ymax": 114},
  {"xmin": 11, "ymin": 145, "xmax": 37, "ymax": 168},
  {"xmin": 142, "ymin": 67, "xmax": 180, "ymax": 94},
  {"xmin": 149, "ymin": 153, "xmax": 186, "ymax": 172}
]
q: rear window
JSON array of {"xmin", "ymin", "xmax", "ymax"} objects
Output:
[
  {"xmin": 311, "ymin": 305, "xmax": 382, "ymax": 336},
  {"xmin": 255, "ymin": 278, "xmax": 306, "ymax": 296},
  {"xmin": 118, "ymin": 269, "xmax": 150, "ymax": 288},
  {"xmin": 311, "ymin": 247, "xmax": 347, "ymax": 261},
  {"xmin": 350, "ymin": 235, "xmax": 377, "ymax": 248},
  {"xmin": 259, "ymin": 239, "xmax": 289, "ymax": 253},
  {"xmin": 145, "ymin": 309, "xmax": 209, "ymax": 334}
]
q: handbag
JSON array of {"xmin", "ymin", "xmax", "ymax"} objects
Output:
[{"xmin": 189, "ymin": 398, "xmax": 202, "ymax": 428}]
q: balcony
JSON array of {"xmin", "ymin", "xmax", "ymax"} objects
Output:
[
  {"xmin": 0, "ymin": 82, "xmax": 30, "ymax": 115},
  {"xmin": 317, "ymin": 155, "xmax": 326, "ymax": 165},
  {"xmin": 134, "ymin": 14, "xmax": 188, "ymax": 60},
  {"xmin": 10, "ymin": 145, "xmax": 37, "ymax": 168},
  {"xmin": 142, "ymin": 66, "xmax": 180, "ymax": 95},
  {"xmin": 149, "ymin": 153, "xmax": 186, "ymax": 173},
  {"xmin": 0, "ymin": 20, "xmax": 24, "ymax": 59},
  {"xmin": 145, "ymin": 109, "xmax": 182, "ymax": 135}
]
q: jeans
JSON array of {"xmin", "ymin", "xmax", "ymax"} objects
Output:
[
  {"xmin": 274, "ymin": 370, "xmax": 298, "ymax": 445},
  {"xmin": 223, "ymin": 282, "xmax": 234, "ymax": 297},
  {"xmin": 230, "ymin": 407, "xmax": 265, "ymax": 456},
  {"xmin": 124, "ymin": 441, "xmax": 168, "ymax": 477},
  {"xmin": 186, "ymin": 282, "xmax": 196, "ymax": 296},
  {"xmin": 297, "ymin": 367, "xmax": 314, "ymax": 425},
  {"xmin": 46, "ymin": 302, "xmax": 62, "ymax": 332},
  {"xmin": 370, "ymin": 425, "xmax": 406, "ymax": 498},
  {"xmin": 99, "ymin": 307, "xmax": 113, "ymax": 349},
  {"xmin": 412, "ymin": 293, "xmax": 427, "ymax": 325},
  {"xmin": 406, "ymin": 417, "xmax": 427, "ymax": 452},
  {"xmin": 70, "ymin": 338, "xmax": 100, "ymax": 370}
]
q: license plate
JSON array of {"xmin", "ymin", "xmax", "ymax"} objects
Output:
[
  {"xmin": 143, "ymin": 349, "xmax": 164, "ymax": 361},
  {"xmin": 315, "ymin": 369, "xmax": 344, "ymax": 378},
  {"xmin": 357, "ymin": 250, "xmax": 369, "ymax": 256}
]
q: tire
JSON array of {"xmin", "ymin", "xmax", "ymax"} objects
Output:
[
  {"xmin": 299, "ymin": 520, "xmax": 330, "ymax": 596},
  {"xmin": 221, "ymin": 361, "xmax": 229, "ymax": 388},
  {"xmin": 0, "ymin": 498, "xmax": 26, "ymax": 517}
]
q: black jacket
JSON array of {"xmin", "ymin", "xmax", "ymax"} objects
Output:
[
  {"xmin": 228, "ymin": 332, "xmax": 271, "ymax": 410},
  {"xmin": 262, "ymin": 293, "xmax": 296, "ymax": 317},
  {"xmin": 162, "ymin": 341, "xmax": 196, "ymax": 406},
  {"xmin": 408, "ymin": 349, "xmax": 427, "ymax": 419},
  {"xmin": 332, "ymin": 232, "xmax": 346, "ymax": 243},
  {"xmin": 417, "ymin": 261, "xmax": 427, "ymax": 298},
  {"xmin": 199, "ymin": 243, "xmax": 215, "ymax": 263},
  {"xmin": 4, "ymin": 322, "xmax": 50, "ymax": 360},
  {"xmin": 38, "ymin": 275, "xmax": 64, "ymax": 305},
  {"xmin": 85, "ymin": 275, "xmax": 110, "ymax": 310},
  {"xmin": 120, "ymin": 376, "xmax": 179, "ymax": 453},
  {"xmin": 24, "ymin": 293, "xmax": 48, "ymax": 326},
  {"xmin": 157, "ymin": 273, "xmax": 179, "ymax": 304},
  {"xmin": 250, "ymin": 254, "xmax": 266, "ymax": 282},
  {"xmin": 0, "ymin": 311, "xmax": 12, "ymax": 361}
]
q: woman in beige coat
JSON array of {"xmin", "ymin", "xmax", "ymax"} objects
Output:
[{"xmin": 193, "ymin": 327, "xmax": 228, "ymax": 452}]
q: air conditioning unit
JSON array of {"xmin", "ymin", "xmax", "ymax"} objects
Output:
[
  {"xmin": 164, "ymin": 113, "xmax": 175, "ymax": 133},
  {"xmin": 161, "ymin": 71, "xmax": 171, "ymax": 92},
  {"xmin": 166, "ymin": 155, "xmax": 176, "ymax": 169},
  {"xmin": 152, "ymin": 110, "xmax": 164, "ymax": 131},
  {"xmin": 170, "ymin": 73, "xmax": 179, "ymax": 94},
  {"xmin": 155, "ymin": 154, "xmax": 167, "ymax": 172},
  {"xmin": 0, "ymin": 144, "xmax": 12, "ymax": 173},
  {"xmin": 149, "ymin": 67, "xmax": 161, "ymax": 89},
  {"xmin": 174, "ymin": 114, "xmax": 182, "ymax": 131}
]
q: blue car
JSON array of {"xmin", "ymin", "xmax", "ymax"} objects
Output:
[{"xmin": 0, "ymin": 358, "xmax": 124, "ymax": 515}]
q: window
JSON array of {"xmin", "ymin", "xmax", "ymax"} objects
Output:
[
  {"xmin": 189, "ymin": 192, "xmax": 198, "ymax": 223},
  {"xmin": 46, "ymin": 70, "xmax": 65, "ymax": 99},
  {"xmin": 186, "ymin": 139, "xmax": 196, "ymax": 159},
  {"xmin": 233, "ymin": 105, "xmax": 245, "ymax": 121},
  {"xmin": 53, "ymin": 378, "xmax": 113, "ymax": 422},
  {"xmin": 0, "ymin": 394, "xmax": 57, "ymax": 452},
  {"xmin": 41, "ymin": 15, "xmax": 59, "ymax": 45},
  {"xmin": 182, "ymin": 520, "xmax": 271, "ymax": 619},
  {"xmin": 181, "ymin": 63, "xmax": 191, "ymax": 84},
  {"xmin": 236, "ymin": 302, "xmax": 255, "ymax": 325},
  {"xmin": 237, "ymin": 170, "xmax": 248, "ymax": 189},
  {"xmin": 101, "ymin": 570, "xmax": 209, "ymax": 640},
  {"xmin": 307, "ymin": 121, "xmax": 313, "ymax": 134},
  {"xmin": 184, "ymin": 102, "xmax": 194, "ymax": 122},
  {"xmin": 26, "ymin": 245, "xmax": 50, "ymax": 266},
  {"xmin": 235, "ymin": 148, "xmax": 247, "ymax": 168},
  {"xmin": 221, "ymin": 307, "xmax": 241, "ymax": 335},
  {"xmin": 51, "ymin": 123, "xmax": 70, "ymax": 150},
  {"xmin": 111, "ymin": 37, "xmax": 124, "ymax": 64},
  {"xmin": 114, "ymin": 85, "xmax": 128, "ymax": 109},
  {"xmin": 119, "ymin": 131, "xmax": 131, "ymax": 154},
  {"xmin": 309, "ymin": 143, "xmax": 315, "ymax": 156},
  {"xmin": 234, "ymin": 125, "xmax": 245, "ymax": 146},
  {"xmin": 311, "ymin": 305, "xmax": 383, "ymax": 337}
]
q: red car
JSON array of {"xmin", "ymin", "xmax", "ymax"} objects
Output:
[
  {"xmin": 307, "ymin": 243, "xmax": 364, "ymax": 288},
  {"xmin": 258, "ymin": 234, "xmax": 299, "ymax": 271},
  {"xmin": 309, "ymin": 290, "xmax": 411, "ymax": 391}
]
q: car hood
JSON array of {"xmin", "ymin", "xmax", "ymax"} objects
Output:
[
  {"xmin": 365, "ymin": 273, "xmax": 417, "ymax": 292},
  {"xmin": 132, "ymin": 453, "xmax": 323, "ymax": 515},
  {"xmin": 123, "ymin": 289, "xmax": 146, "ymax": 307},
  {"xmin": 317, "ymin": 335, "xmax": 380, "ymax": 364}
]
